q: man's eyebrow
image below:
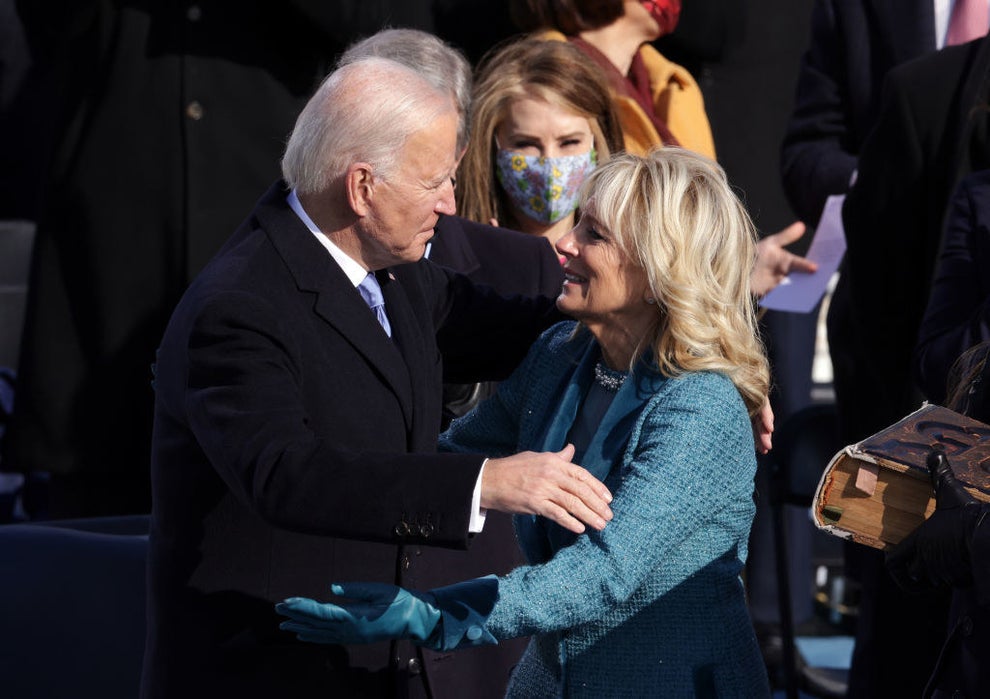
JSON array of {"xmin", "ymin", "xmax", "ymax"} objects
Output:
[{"xmin": 429, "ymin": 170, "xmax": 454, "ymax": 186}]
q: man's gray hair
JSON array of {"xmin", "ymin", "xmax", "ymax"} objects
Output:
[
  {"xmin": 281, "ymin": 57, "xmax": 454, "ymax": 195},
  {"xmin": 337, "ymin": 28, "xmax": 472, "ymax": 153}
]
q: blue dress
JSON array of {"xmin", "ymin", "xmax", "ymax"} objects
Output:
[{"xmin": 440, "ymin": 322, "xmax": 769, "ymax": 697}]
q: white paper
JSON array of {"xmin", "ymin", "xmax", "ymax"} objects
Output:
[{"xmin": 760, "ymin": 194, "xmax": 847, "ymax": 314}]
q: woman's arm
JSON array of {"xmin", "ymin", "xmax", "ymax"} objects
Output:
[
  {"xmin": 275, "ymin": 370, "xmax": 757, "ymax": 649},
  {"xmin": 488, "ymin": 371, "xmax": 756, "ymax": 638}
]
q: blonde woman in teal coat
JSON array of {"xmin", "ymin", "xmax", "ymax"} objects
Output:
[{"xmin": 277, "ymin": 148, "xmax": 772, "ymax": 697}]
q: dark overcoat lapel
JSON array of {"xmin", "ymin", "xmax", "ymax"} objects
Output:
[
  {"xmin": 254, "ymin": 191, "xmax": 416, "ymax": 432},
  {"xmin": 868, "ymin": 0, "xmax": 935, "ymax": 59},
  {"xmin": 378, "ymin": 268, "xmax": 434, "ymax": 441}
]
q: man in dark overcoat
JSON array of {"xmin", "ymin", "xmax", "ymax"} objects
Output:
[{"xmin": 141, "ymin": 57, "xmax": 613, "ymax": 698}]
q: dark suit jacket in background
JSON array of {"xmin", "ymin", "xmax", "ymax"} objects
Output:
[
  {"xmin": 429, "ymin": 215, "xmax": 563, "ymax": 300},
  {"xmin": 914, "ymin": 169, "xmax": 990, "ymax": 403},
  {"xmin": 142, "ymin": 183, "xmax": 558, "ymax": 698},
  {"xmin": 838, "ymin": 37, "xmax": 990, "ymax": 442},
  {"xmin": 780, "ymin": 0, "xmax": 934, "ymax": 225},
  {"xmin": 3, "ymin": 1, "xmax": 375, "ymax": 515},
  {"xmin": 833, "ymin": 36, "xmax": 990, "ymax": 698},
  {"xmin": 923, "ymin": 522, "xmax": 990, "ymax": 697},
  {"xmin": 912, "ymin": 170, "xmax": 990, "ymax": 698}
]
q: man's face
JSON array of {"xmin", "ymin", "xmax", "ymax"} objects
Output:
[{"xmin": 361, "ymin": 110, "xmax": 459, "ymax": 267}]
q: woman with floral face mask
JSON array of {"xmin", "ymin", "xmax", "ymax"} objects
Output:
[
  {"xmin": 457, "ymin": 36, "xmax": 795, "ymax": 455},
  {"xmin": 507, "ymin": 0, "xmax": 815, "ymax": 297},
  {"xmin": 456, "ymin": 38, "xmax": 624, "ymax": 249}
]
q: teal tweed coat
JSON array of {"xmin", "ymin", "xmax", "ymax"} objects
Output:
[{"xmin": 440, "ymin": 322, "xmax": 770, "ymax": 698}]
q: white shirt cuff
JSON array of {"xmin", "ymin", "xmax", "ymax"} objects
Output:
[{"xmin": 468, "ymin": 460, "xmax": 488, "ymax": 533}]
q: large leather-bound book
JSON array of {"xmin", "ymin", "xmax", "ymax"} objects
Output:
[{"xmin": 812, "ymin": 403, "xmax": 990, "ymax": 549}]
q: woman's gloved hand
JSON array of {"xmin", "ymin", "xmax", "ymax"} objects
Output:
[
  {"xmin": 886, "ymin": 447, "xmax": 988, "ymax": 592},
  {"xmin": 276, "ymin": 576, "xmax": 499, "ymax": 651},
  {"xmin": 277, "ymin": 582, "xmax": 442, "ymax": 646}
]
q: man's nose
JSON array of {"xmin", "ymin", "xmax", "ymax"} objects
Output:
[{"xmin": 436, "ymin": 179, "xmax": 456, "ymax": 215}]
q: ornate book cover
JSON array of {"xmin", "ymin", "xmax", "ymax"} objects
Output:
[{"xmin": 812, "ymin": 403, "xmax": 990, "ymax": 549}]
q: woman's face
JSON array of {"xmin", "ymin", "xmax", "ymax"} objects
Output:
[
  {"xmin": 495, "ymin": 97, "xmax": 594, "ymax": 159},
  {"xmin": 494, "ymin": 96, "xmax": 598, "ymax": 232},
  {"xmin": 555, "ymin": 208, "xmax": 653, "ymax": 331}
]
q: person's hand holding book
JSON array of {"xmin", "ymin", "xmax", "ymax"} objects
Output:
[{"xmin": 886, "ymin": 447, "xmax": 988, "ymax": 592}]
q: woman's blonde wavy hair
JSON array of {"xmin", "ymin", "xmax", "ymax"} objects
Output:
[{"xmin": 583, "ymin": 147, "xmax": 770, "ymax": 416}]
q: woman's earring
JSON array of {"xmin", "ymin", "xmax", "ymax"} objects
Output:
[{"xmin": 645, "ymin": 297, "xmax": 656, "ymax": 305}]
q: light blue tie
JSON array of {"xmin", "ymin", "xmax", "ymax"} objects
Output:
[{"xmin": 357, "ymin": 273, "xmax": 392, "ymax": 337}]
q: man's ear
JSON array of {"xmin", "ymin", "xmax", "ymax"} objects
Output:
[{"xmin": 345, "ymin": 162, "xmax": 375, "ymax": 216}]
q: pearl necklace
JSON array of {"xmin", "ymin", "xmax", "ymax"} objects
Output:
[{"xmin": 593, "ymin": 360, "xmax": 628, "ymax": 392}]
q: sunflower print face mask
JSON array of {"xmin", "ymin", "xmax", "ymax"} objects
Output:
[{"xmin": 495, "ymin": 149, "xmax": 597, "ymax": 224}]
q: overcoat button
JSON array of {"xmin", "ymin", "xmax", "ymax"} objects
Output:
[
  {"xmin": 185, "ymin": 101, "xmax": 204, "ymax": 120},
  {"xmin": 960, "ymin": 616, "xmax": 974, "ymax": 636}
]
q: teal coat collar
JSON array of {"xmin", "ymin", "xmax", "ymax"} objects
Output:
[
  {"xmin": 535, "ymin": 334, "xmax": 664, "ymax": 481},
  {"xmin": 522, "ymin": 333, "xmax": 665, "ymax": 559}
]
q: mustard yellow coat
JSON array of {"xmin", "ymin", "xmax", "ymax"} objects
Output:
[{"xmin": 542, "ymin": 30, "xmax": 716, "ymax": 159}]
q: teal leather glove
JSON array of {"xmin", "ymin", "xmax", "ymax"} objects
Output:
[
  {"xmin": 276, "ymin": 576, "xmax": 499, "ymax": 651},
  {"xmin": 277, "ymin": 582, "xmax": 441, "ymax": 646}
]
